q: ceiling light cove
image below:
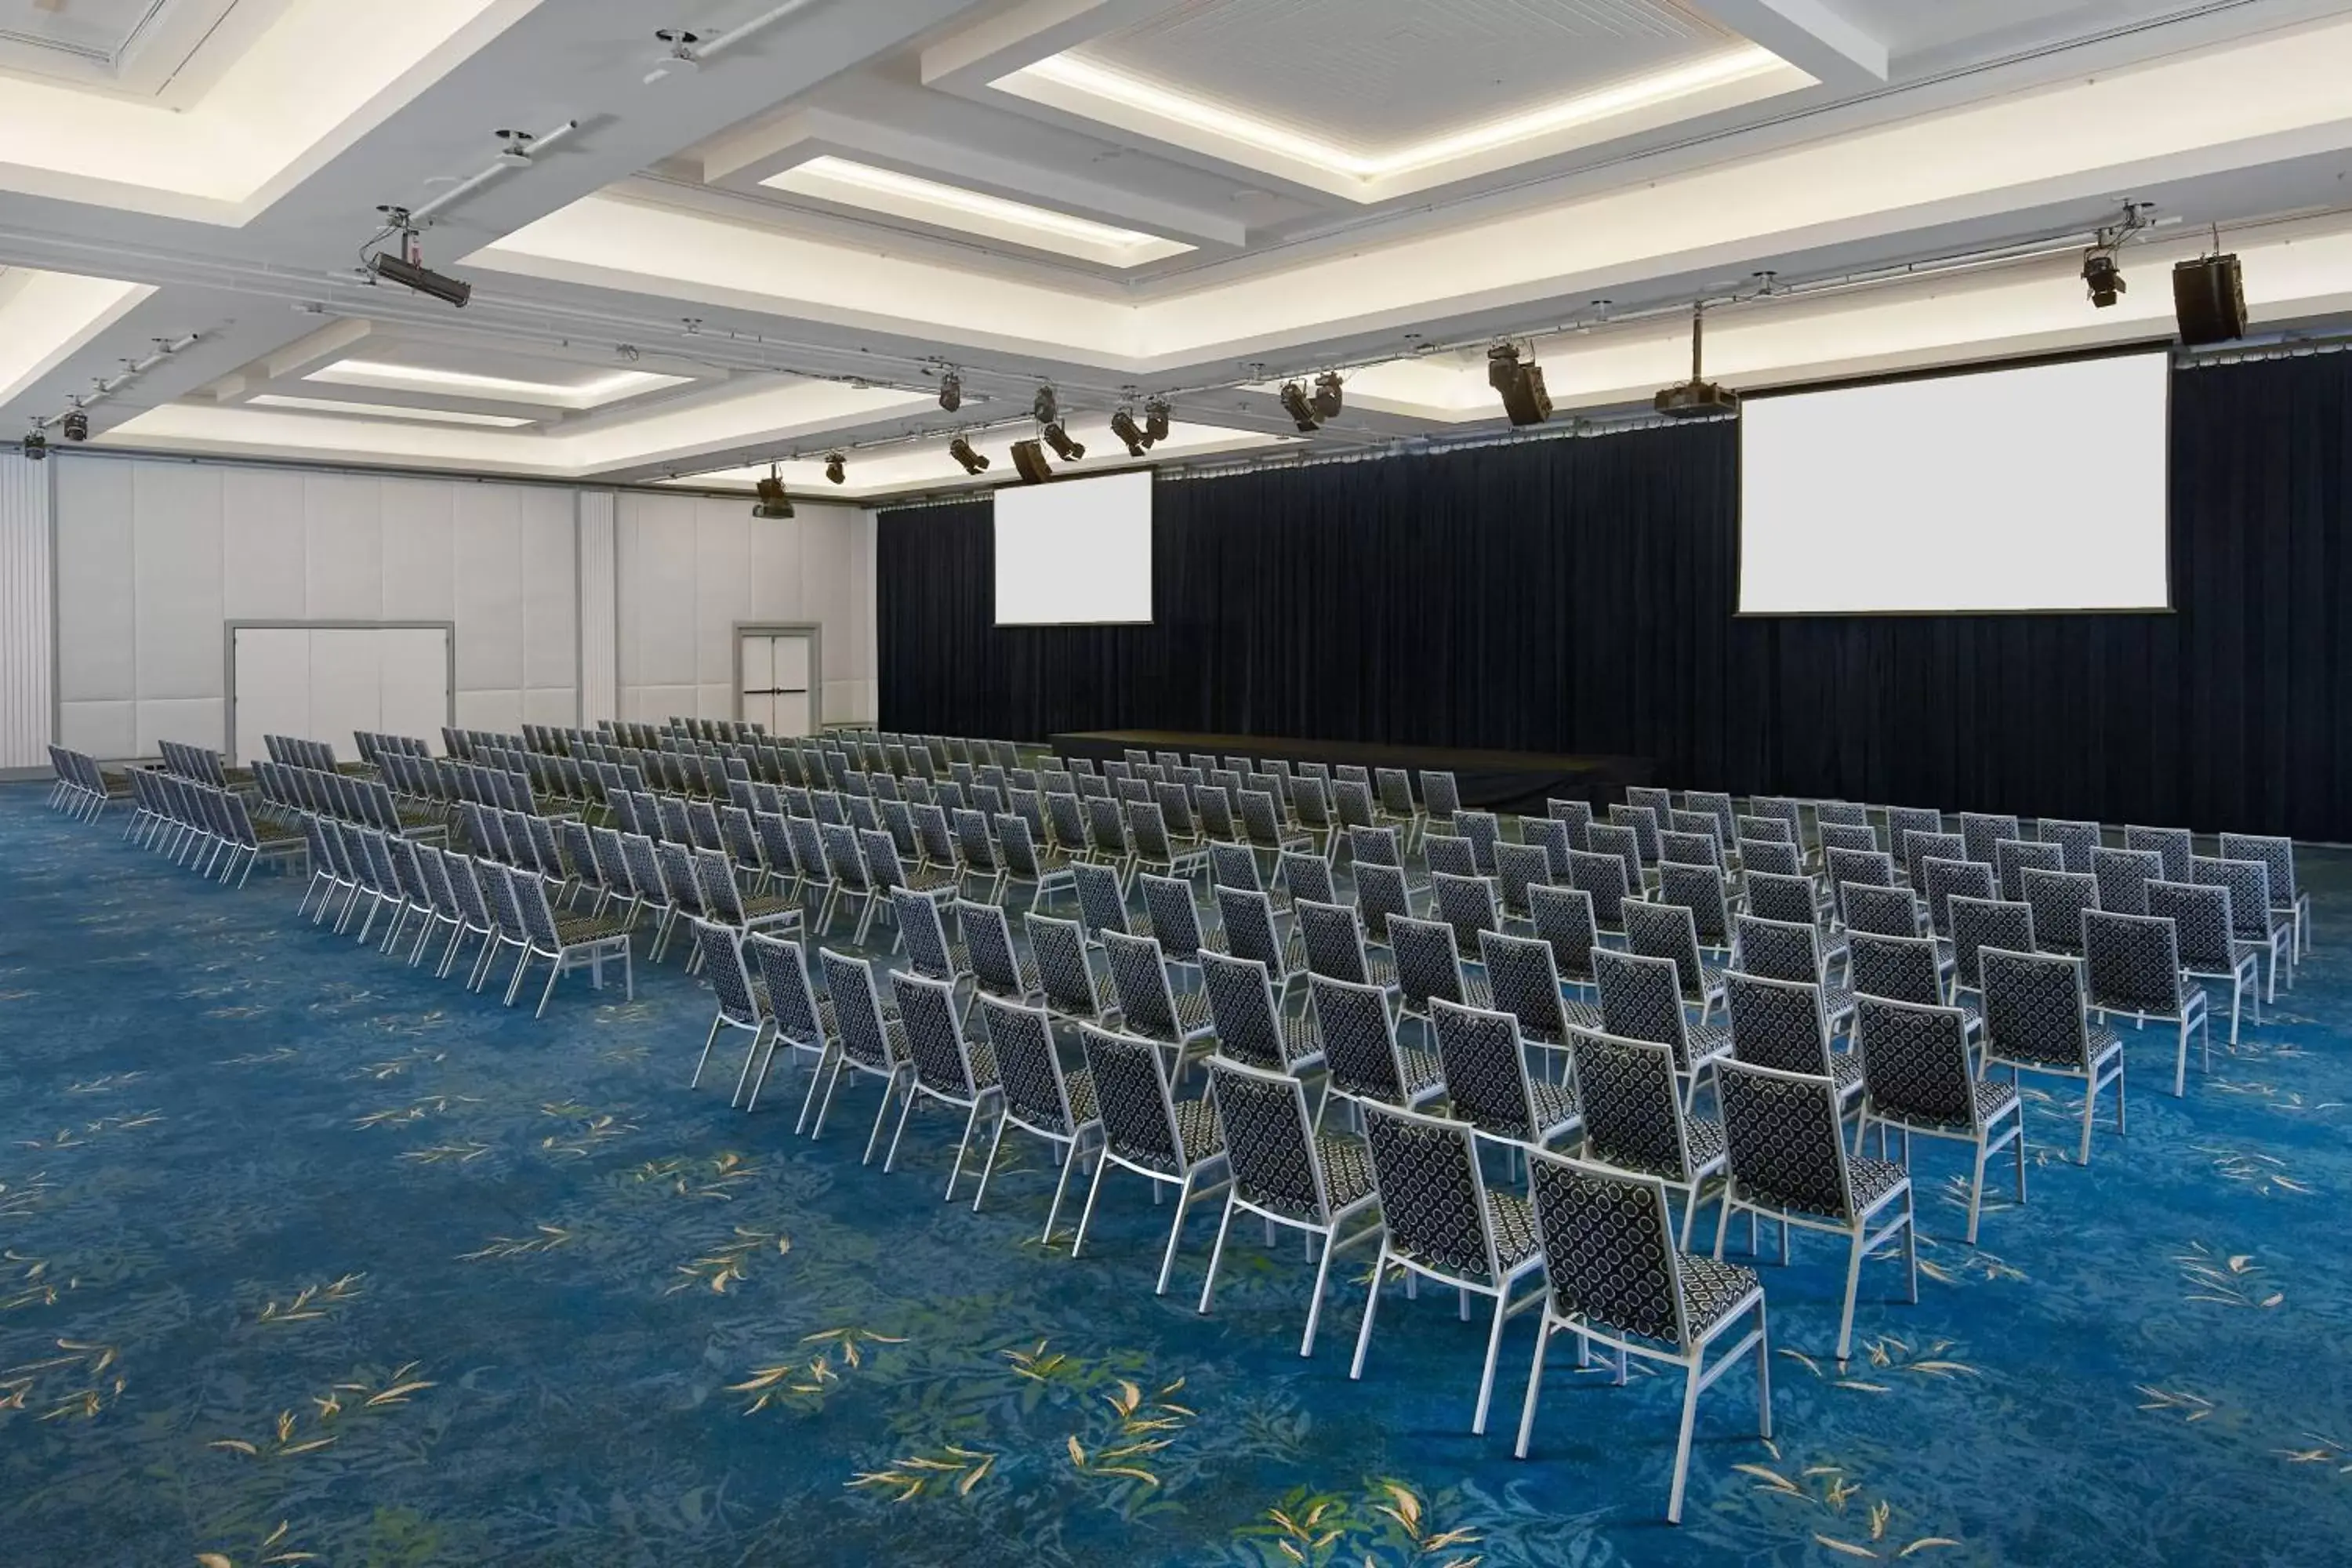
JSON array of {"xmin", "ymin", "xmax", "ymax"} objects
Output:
[
  {"xmin": 995, "ymin": 45, "xmax": 1806, "ymax": 201},
  {"xmin": 245, "ymin": 394, "xmax": 539, "ymax": 428},
  {"xmin": 304, "ymin": 359, "xmax": 690, "ymax": 408},
  {"xmin": 763, "ymin": 156, "xmax": 1194, "ymax": 267}
]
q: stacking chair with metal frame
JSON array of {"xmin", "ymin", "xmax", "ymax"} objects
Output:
[
  {"xmin": 1725, "ymin": 969, "xmax": 1863, "ymax": 1117},
  {"xmin": 2039, "ymin": 818, "xmax": 2103, "ymax": 874},
  {"xmin": 1566, "ymin": 847, "xmax": 1635, "ymax": 938},
  {"xmin": 996, "ymin": 812, "xmax": 1076, "ymax": 911},
  {"xmin": 883, "ymin": 971, "xmax": 1002, "ymax": 1198},
  {"xmin": 689, "ymin": 919, "xmax": 768, "ymax": 1094},
  {"xmin": 2147, "ymin": 880, "xmax": 2260, "ymax": 1045},
  {"xmin": 1978, "ymin": 946, "xmax": 2125, "ymax": 1165},
  {"xmin": 1959, "ymin": 812, "xmax": 2023, "ymax": 868},
  {"xmin": 2220, "ymin": 832, "xmax": 2310, "ymax": 959},
  {"xmin": 2083, "ymin": 909, "xmax": 2210, "ymax": 1098},
  {"xmin": 969, "ymin": 997, "xmax": 1102, "ymax": 1243},
  {"xmin": 1310, "ymin": 974, "xmax": 1446, "ymax": 1123},
  {"xmin": 1350, "ymin": 1102, "xmax": 1547, "ymax": 1436},
  {"xmin": 1922, "ymin": 856, "xmax": 1994, "ymax": 941},
  {"xmin": 505, "ymin": 863, "xmax": 634, "ymax": 1016},
  {"xmin": 1713, "ymin": 1058, "xmax": 1915, "ymax": 1366},
  {"xmin": 1478, "ymin": 927, "xmax": 1600, "ymax": 1065},
  {"xmin": 1853, "ymin": 995, "xmax": 2024, "ymax": 1244},
  {"xmin": 1073, "ymin": 1026, "xmax": 1231, "ymax": 1294},
  {"xmin": 1526, "ymin": 884, "xmax": 1604, "ymax": 1000},
  {"xmin": 1514, "ymin": 1150, "xmax": 1769, "ymax": 1524},
  {"xmin": 1296, "ymin": 897, "xmax": 1399, "ymax": 1006},
  {"xmin": 1103, "ymin": 930, "xmax": 1216, "ymax": 1075},
  {"xmin": 740, "ymin": 934, "xmax": 835, "ymax": 1120},
  {"xmin": 2020, "ymin": 868, "xmax": 2099, "ymax": 958},
  {"xmin": 2124, "ymin": 824, "xmax": 2194, "ymax": 884},
  {"xmin": 808, "ymin": 950, "xmax": 911, "ymax": 1160},
  {"xmin": 2195, "ymin": 853, "xmax": 2296, "ymax": 1000},
  {"xmin": 1198, "ymin": 1056, "xmax": 1382, "ymax": 1356},
  {"xmin": 1593, "ymin": 948, "xmax": 1732, "ymax": 1112},
  {"xmin": 1201, "ymin": 951, "xmax": 1326, "ymax": 1080},
  {"xmin": 1392, "ymin": 912, "xmax": 1494, "ymax": 1028},
  {"xmin": 1570, "ymin": 1028, "xmax": 1728, "ymax": 1249},
  {"xmin": 1431, "ymin": 999, "xmax": 1581, "ymax": 1156},
  {"xmin": 1625, "ymin": 900, "xmax": 1728, "ymax": 1020},
  {"xmin": 2092, "ymin": 847, "xmax": 2163, "ymax": 918}
]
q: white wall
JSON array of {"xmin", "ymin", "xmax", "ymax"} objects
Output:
[
  {"xmin": 54, "ymin": 458, "xmax": 578, "ymax": 758},
  {"xmin": 0, "ymin": 453, "xmax": 52, "ymax": 771},
  {"xmin": 614, "ymin": 492, "xmax": 876, "ymax": 729}
]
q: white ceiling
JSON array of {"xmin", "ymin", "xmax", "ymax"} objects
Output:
[
  {"xmin": 0, "ymin": 0, "xmax": 167, "ymax": 60},
  {"xmin": 3, "ymin": 0, "xmax": 2352, "ymax": 501}
]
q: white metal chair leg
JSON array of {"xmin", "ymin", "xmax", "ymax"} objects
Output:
[{"xmin": 1196, "ymin": 1193, "xmax": 1238, "ymax": 1316}]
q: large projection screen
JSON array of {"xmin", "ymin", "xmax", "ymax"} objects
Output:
[
  {"xmin": 1739, "ymin": 353, "xmax": 2171, "ymax": 614},
  {"xmin": 994, "ymin": 470, "xmax": 1154, "ymax": 625}
]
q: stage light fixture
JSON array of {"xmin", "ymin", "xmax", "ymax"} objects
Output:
[
  {"xmin": 367, "ymin": 249, "xmax": 473, "ymax": 309},
  {"xmin": 60, "ymin": 410, "xmax": 89, "ymax": 443},
  {"xmin": 1310, "ymin": 371, "xmax": 1344, "ymax": 421},
  {"xmin": 1653, "ymin": 303, "xmax": 1737, "ymax": 419},
  {"xmin": 1043, "ymin": 422, "xmax": 1085, "ymax": 462},
  {"xmin": 1032, "ymin": 386, "xmax": 1058, "ymax": 424},
  {"xmin": 2082, "ymin": 249, "xmax": 2125, "ymax": 308},
  {"xmin": 824, "ymin": 452, "xmax": 846, "ymax": 485},
  {"xmin": 752, "ymin": 466, "xmax": 794, "ymax": 519},
  {"xmin": 1143, "ymin": 397, "xmax": 1170, "ymax": 442},
  {"xmin": 1486, "ymin": 344, "xmax": 1553, "ymax": 426},
  {"xmin": 1279, "ymin": 381, "xmax": 1319, "ymax": 433},
  {"xmin": 949, "ymin": 436, "xmax": 990, "ymax": 474},
  {"xmin": 21, "ymin": 429, "xmax": 46, "ymax": 462},
  {"xmin": 1010, "ymin": 437, "xmax": 1052, "ymax": 484},
  {"xmin": 938, "ymin": 369, "xmax": 962, "ymax": 412},
  {"xmin": 1109, "ymin": 409, "xmax": 1149, "ymax": 458}
]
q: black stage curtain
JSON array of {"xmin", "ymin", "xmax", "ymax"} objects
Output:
[{"xmin": 880, "ymin": 354, "xmax": 2352, "ymax": 839}]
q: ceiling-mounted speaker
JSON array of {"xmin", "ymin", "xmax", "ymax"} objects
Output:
[
  {"xmin": 2172, "ymin": 254, "xmax": 2246, "ymax": 346},
  {"xmin": 1010, "ymin": 438, "xmax": 1053, "ymax": 485}
]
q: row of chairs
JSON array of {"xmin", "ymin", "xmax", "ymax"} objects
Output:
[{"xmin": 121, "ymin": 767, "xmax": 304, "ymax": 886}]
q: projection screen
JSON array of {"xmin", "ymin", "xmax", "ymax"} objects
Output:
[
  {"xmin": 993, "ymin": 470, "xmax": 1155, "ymax": 625},
  {"xmin": 1738, "ymin": 352, "xmax": 2171, "ymax": 614}
]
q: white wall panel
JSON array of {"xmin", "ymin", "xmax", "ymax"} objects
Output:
[
  {"xmin": 136, "ymin": 697, "xmax": 223, "ymax": 755},
  {"xmin": 132, "ymin": 462, "xmax": 225, "ymax": 702},
  {"xmin": 59, "ymin": 699, "xmax": 132, "ymax": 758},
  {"xmin": 520, "ymin": 489, "xmax": 576, "ymax": 699},
  {"xmin": 452, "ymin": 485, "xmax": 523, "ymax": 698},
  {"xmin": 0, "ymin": 453, "xmax": 52, "ymax": 769},
  {"xmin": 231, "ymin": 626, "xmax": 310, "ymax": 765},
  {"xmin": 304, "ymin": 471, "xmax": 383, "ymax": 619},
  {"xmin": 54, "ymin": 458, "xmax": 133, "ymax": 705},
  {"xmin": 378, "ymin": 627, "xmax": 452, "ymax": 741},
  {"xmin": 379, "ymin": 478, "xmax": 456, "ymax": 621},
  {"xmin": 578, "ymin": 491, "xmax": 617, "ymax": 724}
]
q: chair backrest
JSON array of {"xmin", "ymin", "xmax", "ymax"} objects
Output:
[
  {"xmin": 1279, "ymin": 850, "xmax": 1336, "ymax": 907},
  {"xmin": 1334, "ymin": 860, "xmax": 1399, "ymax": 943},
  {"xmin": 1742, "ymin": 870, "xmax": 1817, "ymax": 930},
  {"xmin": 818, "ymin": 949, "xmax": 896, "ymax": 1069},
  {"xmin": 1922, "ymin": 856, "xmax": 1993, "ymax": 938},
  {"xmin": 1311, "ymin": 974, "xmax": 1408, "ymax": 1102},
  {"xmin": 1733, "ymin": 914, "xmax": 1823, "ymax": 986},
  {"xmin": 891, "ymin": 890, "xmax": 957, "ymax": 982},
  {"xmin": 2092, "ymin": 847, "xmax": 2163, "ymax": 918},
  {"xmin": 1026, "ymin": 913, "xmax": 1102, "ymax": 1018},
  {"xmin": 1826, "ymin": 848, "xmax": 1896, "ymax": 920},
  {"xmin": 1434, "ymin": 997, "xmax": 1557, "ymax": 1142},
  {"xmin": 1215, "ymin": 886, "xmax": 1291, "ymax": 977},
  {"xmin": 1657, "ymin": 862, "xmax": 1730, "ymax": 950},
  {"xmin": 1296, "ymin": 898, "xmax": 1370, "ymax": 985},
  {"xmin": 1526, "ymin": 1149, "xmax": 1690, "ymax": 1346},
  {"xmin": 2123, "ymin": 825, "xmax": 2194, "ymax": 884},
  {"xmin": 1420, "ymin": 770, "xmax": 1461, "ymax": 818},
  {"xmin": 1210, "ymin": 1056, "xmax": 1330, "ymax": 1221},
  {"xmin": 1080, "ymin": 1026, "xmax": 1189, "ymax": 1171},
  {"xmin": 2039, "ymin": 818, "xmax": 2103, "ymax": 874},
  {"xmin": 2083, "ymin": 909, "xmax": 2186, "ymax": 1017},
  {"xmin": 1526, "ymin": 883, "xmax": 1600, "ymax": 985},
  {"xmin": 1737, "ymin": 813, "xmax": 1793, "ymax": 847},
  {"xmin": 1519, "ymin": 816, "xmax": 1573, "ymax": 881},
  {"xmin": 1566, "ymin": 847, "xmax": 1632, "ymax": 931},
  {"xmin": 1717, "ymin": 1058, "xmax": 1855, "ymax": 1220},
  {"xmin": 1429, "ymin": 872, "xmax": 1497, "ymax": 957},
  {"xmin": 1724, "ymin": 971, "xmax": 1831, "ymax": 1075},
  {"xmin": 1948, "ymin": 895, "xmax": 2033, "ymax": 992},
  {"xmin": 1209, "ymin": 839, "xmax": 1263, "ymax": 895},
  {"xmin": 1855, "ymin": 909, "xmax": 1955, "ymax": 993},
  {"xmin": 891, "ymin": 970, "xmax": 976, "ymax": 1097},
  {"xmin": 1902, "ymin": 830, "xmax": 1966, "ymax": 896},
  {"xmin": 1665, "ymin": 818, "xmax": 1721, "ymax": 869},
  {"xmin": 1390, "ymin": 913, "xmax": 1468, "ymax": 1013},
  {"xmin": 1494, "ymin": 841, "xmax": 1552, "ymax": 920},
  {"xmin": 958, "ymin": 899, "xmax": 1026, "ymax": 999},
  {"xmin": 1818, "ymin": 822, "xmax": 1879, "ymax": 858},
  {"xmin": 1854, "ymin": 995, "xmax": 1980, "ymax": 1129},
  {"xmin": 1624, "ymin": 899, "xmax": 1710, "ymax": 1004},
  {"xmin": 1843, "ymin": 882, "xmax": 1922, "ymax": 940},
  {"xmin": 1593, "ymin": 948, "xmax": 1694, "ymax": 1065},
  {"xmin": 1995, "ymin": 837, "xmax": 2067, "ymax": 902},
  {"xmin": 1570, "ymin": 1029, "xmax": 1695, "ymax": 1184},
  {"xmin": 2194, "ymin": 855, "xmax": 2275, "ymax": 942},
  {"xmin": 1347, "ymin": 822, "xmax": 1401, "ymax": 867},
  {"xmin": 1102, "ymin": 930, "xmax": 1181, "ymax": 1041},
  {"xmin": 1626, "ymin": 786, "xmax": 1675, "ymax": 836},
  {"xmin": 1139, "ymin": 873, "xmax": 1208, "ymax": 960},
  {"xmin": 1980, "ymin": 946, "xmax": 2093, "ymax": 1069},
  {"xmin": 1424, "ymin": 833, "xmax": 1478, "ymax": 880},
  {"xmin": 1748, "ymin": 797, "xmax": 1803, "ymax": 844},
  {"xmin": 1069, "ymin": 862, "xmax": 1131, "ymax": 943},
  {"xmin": 2020, "ymin": 868, "xmax": 2098, "ymax": 953},
  {"xmin": 979, "ymin": 996, "xmax": 1080, "ymax": 1135},
  {"xmin": 1457, "ymin": 810, "xmax": 1501, "ymax": 875},
  {"xmin": 1478, "ymin": 927, "xmax": 1571, "ymax": 1044},
  {"xmin": 2147, "ymin": 879, "xmax": 2233, "ymax": 972},
  {"xmin": 1606, "ymin": 804, "xmax": 1661, "ymax": 867},
  {"xmin": 1201, "ymin": 951, "xmax": 1291, "ymax": 1071},
  {"xmin": 1237, "ymin": 789, "xmax": 1290, "ymax": 850},
  {"xmin": 1960, "ymin": 812, "xmax": 2023, "ymax": 867},
  {"xmin": 2218, "ymin": 833, "xmax": 2297, "ymax": 909},
  {"xmin": 1587, "ymin": 822, "xmax": 1644, "ymax": 894},
  {"xmin": 746, "ymin": 933, "xmax": 824, "ymax": 1044},
  {"xmin": 1360, "ymin": 1103, "xmax": 1499, "ymax": 1279},
  {"xmin": 1548, "ymin": 797, "xmax": 1595, "ymax": 848}
]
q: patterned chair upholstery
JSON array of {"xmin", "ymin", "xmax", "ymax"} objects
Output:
[
  {"xmin": 1977, "ymin": 946, "xmax": 2125, "ymax": 1165},
  {"xmin": 971, "ymin": 996, "xmax": 1102, "ymax": 1243},
  {"xmin": 2083, "ymin": 909, "xmax": 2209, "ymax": 1098},
  {"xmin": 1309, "ymin": 975, "xmax": 1445, "ymax": 1117},
  {"xmin": 1853, "ymin": 995, "xmax": 2023, "ymax": 1243},
  {"xmin": 1073, "ymin": 1026, "xmax": 1230, "ymax": 1297},
  {"xmin": 1431, "ymin": 999, "xmax": 1581, "ymax": 1152}
]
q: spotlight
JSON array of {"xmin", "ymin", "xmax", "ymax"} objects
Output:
[
  {"xmin": 1032, "ymin": 386, "xmax": 1058, "ymax": 425},
  {"xmin": 751, "ymin": 467, "xmax": 794, "ymax": 520},
  {"xmin": 367, "ymin": 249, "xmax": 472, "ymax": 309},
  {"xmin": 1043, "ymin": 422, "xmax": 1085, "ymax": 462},
  {"xmin": 938, "ymin": 369, "xmax": 962, "ymax": 412},
  {"xmin": 20, "ymin": 429, "xmax": 46, "ymax": 462},
  {"xmin": 1142, "ymin": 397, "xmax": 1170, "ymax": 443},
  {"xmin": 1279, "ymin": 381, "xmax": 1319, "ymax": 433},
  {"xmin": 1109, "ymin": 409, "xmax": 1149, "ymax": 458},
  {"xmin": 1486, "ymin": 345, "xmax": 1553, "ymax": 427},
  {"xmin": 2082, "ymin": 249, "xmax": 2126, "ymax": 309},
  {"xmin": 1010, "ymin": 437, "xmax": 1053, "ymax": 484},
  {"xmin": 824, "ymin": 452, "xmax": 846, "ymax": 485},
  {"xmin": 60, "ymin": 410, "xmax": 89, "ymax": 443},
  {"xmin": 1310, "ymin": 371, "xmax": 1344, "ymax": 421},
  {"xmin": 1652, "ymin": 303, "xmax": 1736, "ymax": 420},
  {"xmin": 949, "ymin": 436, "xmax": 990, "ymax": 475}
]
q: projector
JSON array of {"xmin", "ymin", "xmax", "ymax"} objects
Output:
[{"xmin": 1653, "ymin": 379, "xmax": 1739, "ymax": 419}]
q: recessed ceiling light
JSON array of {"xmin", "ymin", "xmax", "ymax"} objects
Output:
[
  {"xmin": 307, "ymin": 359, "xmax": 686, "ymax": 405},
  {"xmin": 247, "ymin": 394, "xmax": 537, "ymax": 428},
  {"xmin": 1008, "ymin": 46, "xmax": 1789, "ymax": 182},
  {"xmin": 763, "ymin": 157, "xmax": 1193, "ymax": 267}
]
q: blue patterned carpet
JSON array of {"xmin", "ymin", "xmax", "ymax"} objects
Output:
[{"xmin": 4, "ymin": 784, "xmax": 2351, "ymax": 1566}]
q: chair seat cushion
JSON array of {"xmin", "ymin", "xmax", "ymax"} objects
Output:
[
  {"xmin": 1486, "ymin": 1190, "xmax": 1541, "ymax": 1270},
  {"xmin": 1399, "ymin": 1045, "xmax": 1446, "ymax": 1095},
  {"xmin": 1318, "ymin": 1133, "xmax": 1376, "ymax": 1210},
  {"xmin": 553, "ymin": 913, "xmax": 631, "ymax": 946},
  {"xmin": 1847, "ymin": 1155, "xmax": 1909, "ymax": 1218},
  {"xmin": 1530, "ymin": 1078, "xmax": 1581, "ymax": 1137},
  {"xmin": 1172, "ymin": 1096, "xmax": 1225, "ymax": 1168},
  {"xmin": 1679, "ymin": 1253, "xmax": 1763, "ymax": 1337}
]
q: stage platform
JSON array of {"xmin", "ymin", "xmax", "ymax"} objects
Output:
[{"xmin": 1047, "ymin": 730, "xmax": 1652, "ymax": 818}]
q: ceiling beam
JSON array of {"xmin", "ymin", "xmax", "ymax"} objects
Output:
[
  {"xmin": 1683, "ymin": 0, "xmax": 1887, "ymax": 90},
  {"xmin": 919, "ymin": 0, "xmax": 1186, "ymax": 93}
]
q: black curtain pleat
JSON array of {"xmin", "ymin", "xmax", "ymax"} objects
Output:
[{"xmin": 878, "ymin": 355, "xmax": 2352, "ymax": 838}]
